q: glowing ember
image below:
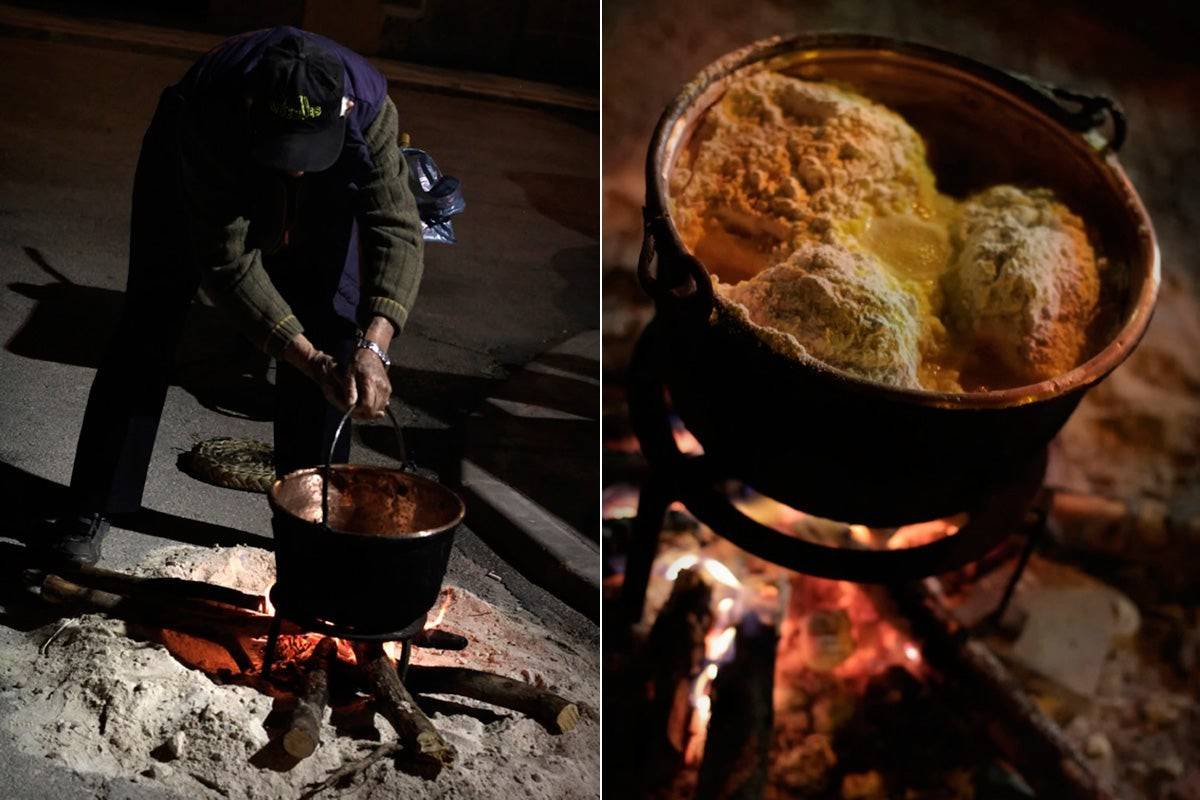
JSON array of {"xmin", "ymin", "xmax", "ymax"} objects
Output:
[
  {"xmin": 706, "ymin": 626, "xmax": 737, "ymax": 662},
  {"xmin": 262, "ymin": 593, "xmax": 275, "ymax": 617},
  {"xmin": 849, "ymin": 524, "xmax": 873, "ymax": 545},
  {"xmin": 904, "ymin": 643, "xmax": 921, "ymax": 663}
]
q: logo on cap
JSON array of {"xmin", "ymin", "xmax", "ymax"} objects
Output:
[{"xmin": 269, "ymin": 94, "xmax": 324, "ymax": 121}]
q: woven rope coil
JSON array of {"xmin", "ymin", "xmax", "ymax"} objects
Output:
[{"xmin": 188, "ymin": 437, "xmax": 275, "ymax": 493}]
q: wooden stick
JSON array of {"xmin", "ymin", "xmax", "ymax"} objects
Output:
[
  {"xmin": 354, "ymin": 642, "xmax": 455, "ymax": 780},
  {"xmin": 40, "ymin": 574, "xmax": 299, "ymax": 639},
  {"xmin": 282, "ymin": 637, "xmax": 337, "ymax": 759},
  {"xmin": 300, "ymin": 741, "xmax": 403, "ymax": 799},
  {"xmin": 404, "ymin": 666, "xmax": 580, "ymax": 734},
  {"xmin": 891, "ymin": 579, "xmax": 1116, "ymax": 800},
  {"xmin": 58, "ymin": 563, "xmax": 264, "ymax": 611},
  {"xmin": 646, "ymin": 566, "xmax": 713, "ymax": 755},
  {"xmin": 629, "ymin": 565, "xmax": 714, "ymax": 795},
  {"xmin": 695, "ymin": 613, "xmax": 777, "ymax": 800},
  {"xmin": 411, "ymin": 628, "xmax": 469, "ymax": 651}
]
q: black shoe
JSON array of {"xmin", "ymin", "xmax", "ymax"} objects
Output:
[{"xmin": 34, "ymin": 512, "xmax": 111, "ymax": 566}]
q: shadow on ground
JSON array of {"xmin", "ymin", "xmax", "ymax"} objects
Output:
[
  {"xmin": 7, "ymin": 247, "xmax": 275, "ymax": 420},
  {"xmin": 0, "ymin": 460, "xmax": 272, "ymax": 634}
]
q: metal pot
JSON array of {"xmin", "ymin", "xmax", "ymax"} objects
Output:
[
  {"xmin": 638, "ymin": 33, "xmax": 1160, "ymax": 526},
  {"xmin": 268, "ymin": 407, "xmax": 464, "ymax": 633}
]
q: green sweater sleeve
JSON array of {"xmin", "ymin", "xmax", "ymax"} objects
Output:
[
  {"xmin": 354, "ymin": 96, "xmax": 425, "ymax": 331},
  {"xmin": 176, "ymin": 111, "xmax": 304, "ymax": 357}
]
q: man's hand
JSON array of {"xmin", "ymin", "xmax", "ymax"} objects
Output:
[
  {"xmin": 349, "ymin": 347, "xmax": 392, "ymax": 419},
  {"xmin": 282, "ymin": 333, "xmax": 355, "ymax": 412},
  {"xmin": 349, "ymin": 316, "xmax": 397, "ymax": 419}
]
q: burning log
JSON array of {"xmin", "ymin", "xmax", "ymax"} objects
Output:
[
  {"xmin": 891, "ymin": 579, "xmax": 1116, "ymax": 800},
  {"xmin": 695, "ymin": 613, "xmax": 778, "ymax": 800},
  {"xmin": 646, "ymin": 565, "xmax": 713, "ymax": 756},
  {"xmin": 40, "ymin": 574, "xmax": 297, "ymax": 639},
  {"xmin": 354, "ymin": 642, "xmax": 456, "ymax": 780},
  {"xmin": 405, "ymin": 666, "xmax": 580, "ymax": 734},
  {"xmin": 282, "ymin": 637, "xmax": 337, "ymax": 760}
]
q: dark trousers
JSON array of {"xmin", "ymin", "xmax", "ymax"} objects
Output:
[{"xmin": 68, "ymin": 89, "xmax": 360, "ymax": 515}]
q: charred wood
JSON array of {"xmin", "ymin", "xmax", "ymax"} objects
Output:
[
  {"xmin": 695, "ymin": 613, "xmax": 777, "ymax": 800},
  {"xmin": 411, "ymin": 628, "xmax": 469, "ymax": 651}
]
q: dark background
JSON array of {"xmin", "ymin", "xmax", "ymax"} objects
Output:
[{"xmin": 5, "ymin": 0, "xmax": 600, "ymax": 89}]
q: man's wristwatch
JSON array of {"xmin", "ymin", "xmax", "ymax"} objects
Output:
[{"xmin": 356, "ymin": 337, "xmax": 392, "ymax": 368}]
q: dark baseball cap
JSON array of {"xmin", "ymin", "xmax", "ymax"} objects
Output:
[{"xmin": 248, "ymin": 33, "xmax": 348, "ymax": 172}]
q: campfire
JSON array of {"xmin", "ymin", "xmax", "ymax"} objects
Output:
[{"xmin": 17, "ymin": 545, "xmax": 591, "ymax": 798}]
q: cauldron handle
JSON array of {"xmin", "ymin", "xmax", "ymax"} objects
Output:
[
  {"xmin": 321, "ymin": 404, "xmax": 413, "ymax": 528},
  {"xmin": 1006, "ymin": 72, "xmax": 1127, "ymax": 154},
  {"xmin": 637, "ymin": 208, "xmax": 714, "ymax": 320}
]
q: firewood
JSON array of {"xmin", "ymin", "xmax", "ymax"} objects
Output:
[
  {"xmin": 56, "ymin": 563, "xmax": 264, "ymax": 611},
  {"xmin": 891, "ymin": 579, "xmax": 1117, "ymax": 800},
  {"xmin": 646, "ymin": 566, "xmax": 713, "ymax": 753},
  {"xmin": 411, "ymin": 628, "xmax": 469, "ymax": 651},
  {"xmin": 282, "ymin": 637, "xmax": 337, "ymax": 759},
  {"xmin": 40, "ymin": 574, "xmax": 299, "ymax": 639},
  {"xmin": 354, "ymin": 642, "xmax": 455, "ymax": 780},
  {"xmin": 695, "ymin": 613, "xmax": 778, "ymax": 800},
  {"xmin": 623, "ymin": 564, "xmax": 714, "ymax": 794},
  {"xmin": 404, "ymin": 666, "xmax": 580, "ymax": 734}
]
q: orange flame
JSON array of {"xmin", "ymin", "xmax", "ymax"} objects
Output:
[{"xmin": 425, "ymin": 590, "xmax": 454, "ymax": 630}]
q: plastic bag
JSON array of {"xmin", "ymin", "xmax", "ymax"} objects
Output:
[{"xmin": 403, "ymin": 146, "xmax": 466, "ymax": 244}]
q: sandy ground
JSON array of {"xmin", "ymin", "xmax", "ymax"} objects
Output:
[{"xmin": 0, "ymin": 545, "xmax": 599, "ymax": 800}]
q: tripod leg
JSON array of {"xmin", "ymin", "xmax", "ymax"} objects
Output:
[
  {"xmin": 621, "ymin": 480, "xmax": 672, "ymax": 626},
  {"xmin": 988, "ymin": 501, "xmax": 1048, "ymax": 626},
  {"xmin": 261, "ymin": 614, "xmax": 283, "ymax": 677}
]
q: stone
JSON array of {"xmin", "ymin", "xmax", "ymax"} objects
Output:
[
  {"xmin": 1009, "ymin": 586, "xmax": 1119, "ymax": 696},
  {"xmin": 800, "ymin": 609, "xmax": 856, "ymax": 671},
  {"xmin": 1084, "ymin": 732, "xmax": 1112, "ymax": 760},
  {"xmin": 164, "ymin": 730, "xmax": 186, "ymax": 761},
  {"xmin": 1142, "ymin": 696, "xmax": 1182, "ymax": 725}
]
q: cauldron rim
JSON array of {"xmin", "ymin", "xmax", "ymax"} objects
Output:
[
  {"xmin": 645, "ymin": 32, "xmax": 1160, "ymax": 411},
  {"xmin": 268, "ymin": 464, "xmax": 465, "ymax": 540}
]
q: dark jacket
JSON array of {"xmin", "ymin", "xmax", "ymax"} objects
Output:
[{"xmin": 173, "ymin": 26, "xmax": 423, "ymax": 355}]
